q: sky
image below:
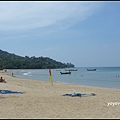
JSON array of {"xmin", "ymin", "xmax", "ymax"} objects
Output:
[{"xmin": 0, "ymin": 1, "xmax": 120, "ymax": 67}]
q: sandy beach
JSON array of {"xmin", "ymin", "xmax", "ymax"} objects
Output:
[{"xmin": 0, "ymin": 70, "xmax": 120, "ymax": 119}]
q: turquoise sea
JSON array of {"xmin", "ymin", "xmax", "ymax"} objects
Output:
[{"xmin": 8, "ymin": 67, "xmax": 120, "ymax": 90}]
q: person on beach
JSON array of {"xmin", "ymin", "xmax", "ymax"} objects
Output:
[{"xmin": 0, "ymin": 77, "xmax": 7, "ymax": 83}]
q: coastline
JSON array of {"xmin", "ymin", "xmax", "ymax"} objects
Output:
[{"xmin": 0, "ymin": 70, "xmax": 120, "ymax": 118}]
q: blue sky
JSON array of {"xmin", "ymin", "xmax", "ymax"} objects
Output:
[{"xmin": 0, "ymin": 1, "xmax": 120, "ymax": 67}]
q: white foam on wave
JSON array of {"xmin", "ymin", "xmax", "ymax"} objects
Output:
[{"xmin": 23, "ymin": 72, "xmax": 31, "ymax": 76}]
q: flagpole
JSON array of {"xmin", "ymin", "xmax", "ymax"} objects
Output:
[{"xmin": 49, "ymin": 69, "xmax": 53, "ymax": 86}]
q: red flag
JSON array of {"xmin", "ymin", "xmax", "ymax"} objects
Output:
[
  {"xmin": 49, "ymin": 69, "xmax": 53, "ymax": 85},
  {"xmin": 49, "ymin": 69, "xmax": 52, "ymax": 76}
]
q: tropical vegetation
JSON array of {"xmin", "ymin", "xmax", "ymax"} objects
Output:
[{"xmin": 0, "ymin": 49, "xmax": 74, "ymax": 69}]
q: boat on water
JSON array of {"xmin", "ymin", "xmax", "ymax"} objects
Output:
[
  {"xmin": 60, "ymin": 71, "xmax": 71, "ymax": 74},
  {"xmin": 65, "ymin": 69, "xmax": 78, "ymax": 71},
  {"xmin": 87, "ymin": 68, "xmax": 96, "ymax": 71}
]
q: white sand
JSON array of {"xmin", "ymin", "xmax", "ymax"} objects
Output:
[{"xmin": 0, "ymin": 70, "xmax": 120, "ymax": 119}]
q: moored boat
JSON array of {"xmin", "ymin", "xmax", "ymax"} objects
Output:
[
  {"xmin": 65, "ymin": 69, "xmax": 78, "ymax": 71},
  {"xmin": 87, "ymin": 68, "xmax": 96, "ymax": 71},
  {"xmin": 60, "ymin": 71, "xmax": 71, "ymax": 74}
]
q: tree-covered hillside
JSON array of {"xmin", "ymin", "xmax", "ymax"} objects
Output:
[{"xmin": 0, "ymin": 49, "xmax": 74, "ymax": 69}]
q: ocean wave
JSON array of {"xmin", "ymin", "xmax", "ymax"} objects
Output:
[{"xmin": 23, "ymin": 72, "xmax": 31, "ymax": 76}]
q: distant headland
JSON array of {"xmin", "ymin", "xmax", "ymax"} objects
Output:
[{"xmin": 0, "ymin": 49, "xmax": 74, "ymax": 69}]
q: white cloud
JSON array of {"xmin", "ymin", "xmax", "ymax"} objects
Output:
[{"xmin": 0, "ymin": 1, "xmax": 103, "ymax": 31}]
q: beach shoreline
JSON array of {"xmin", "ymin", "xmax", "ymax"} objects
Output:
[{"xmin": 0, "ymin": 70, "xmax": 120, "ymax": 118}]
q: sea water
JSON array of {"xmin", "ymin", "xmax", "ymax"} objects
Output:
[{"xmin": 8, "ymin": 67, "xmax": 120, "ymax": 89}]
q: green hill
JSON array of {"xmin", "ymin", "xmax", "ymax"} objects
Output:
[{"xmin": 0, "ymin": 49, "xmax": 74, "ymax": 69}]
